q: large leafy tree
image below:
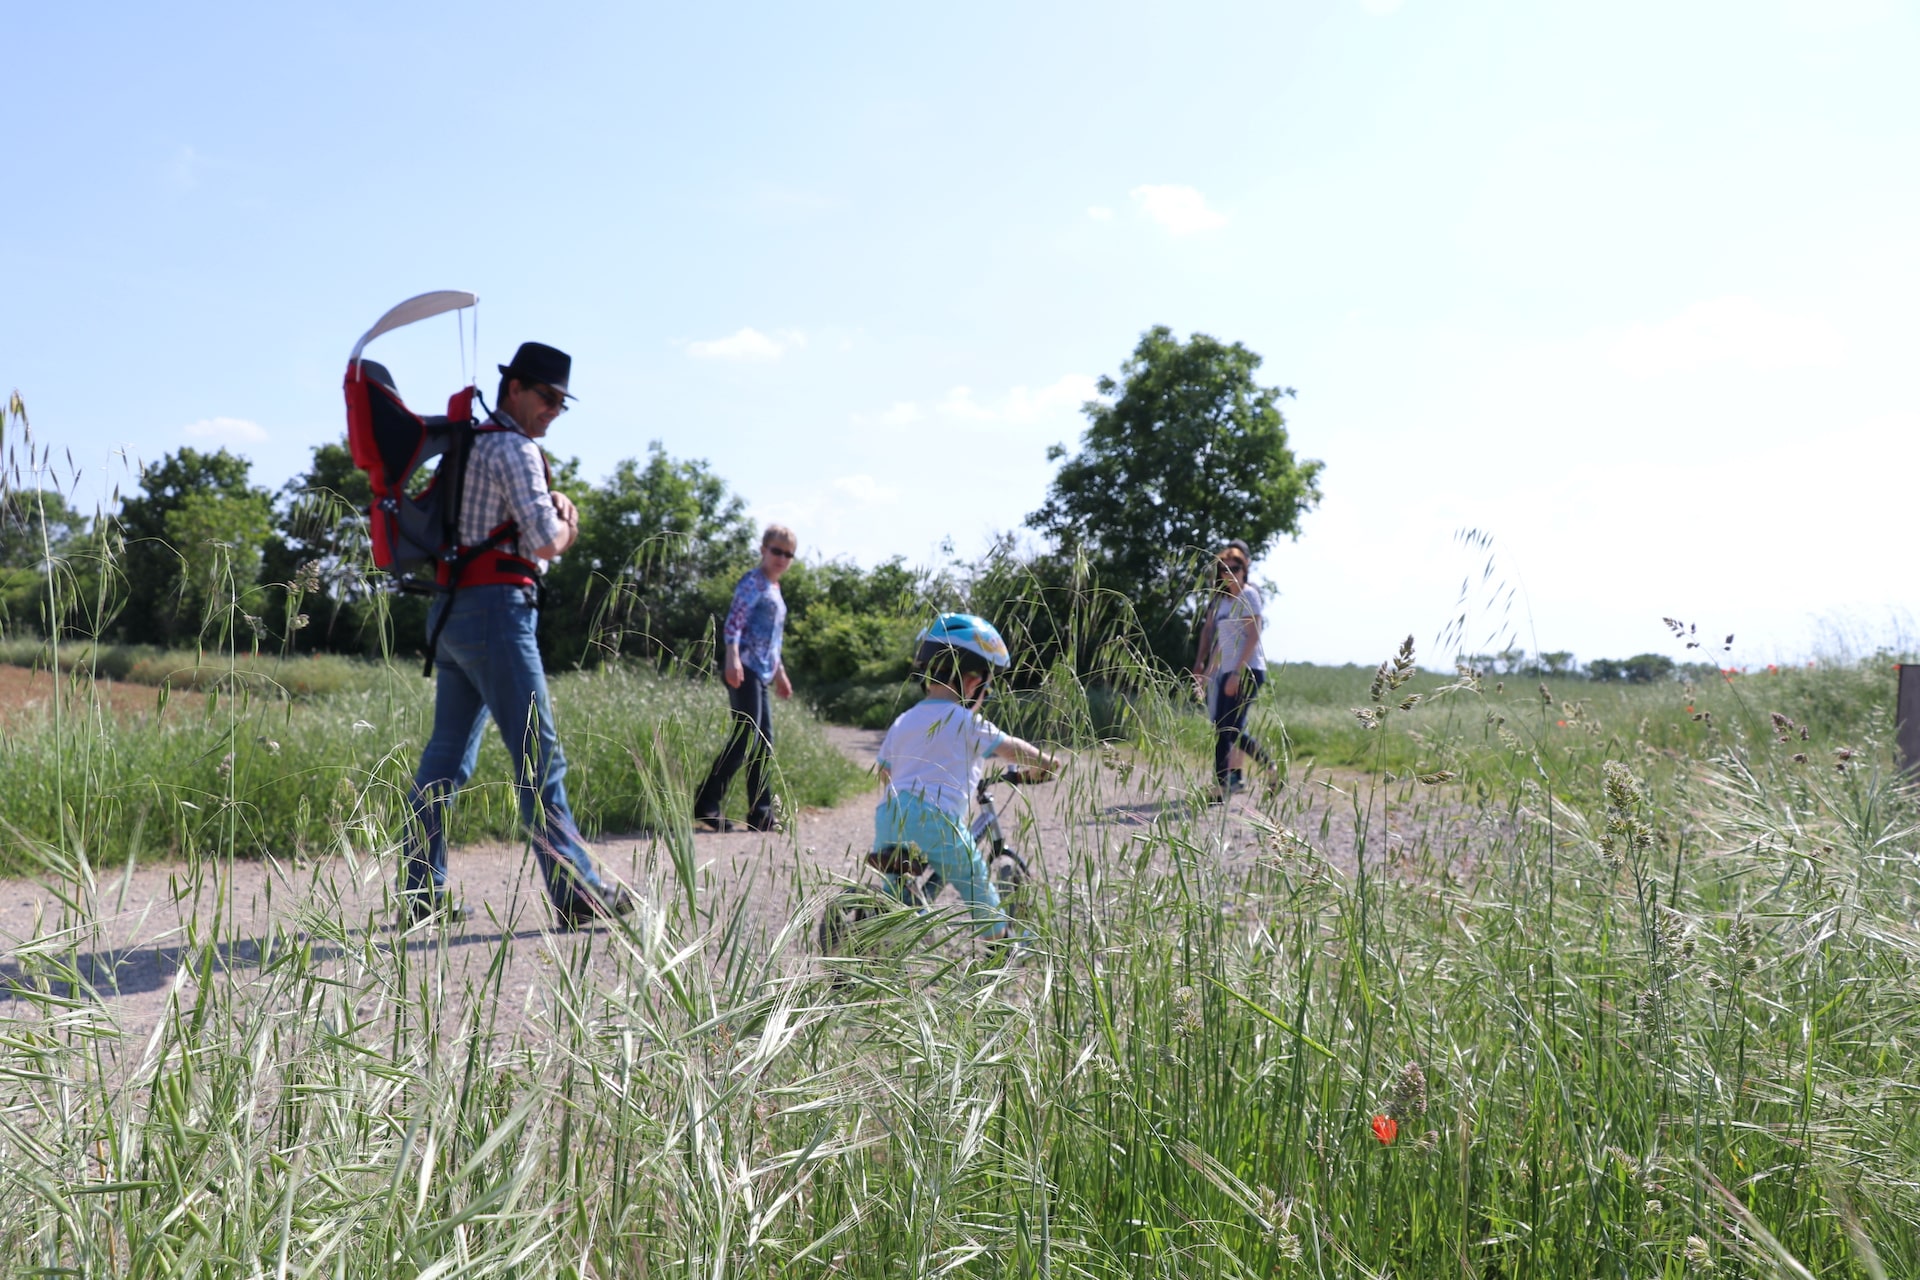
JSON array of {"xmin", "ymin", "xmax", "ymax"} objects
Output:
[
  {"xmin": 0, "ymin": 489, "xmax": 87, "ymax": 570},
  {"xmin": 117, "ymin": 448, "xmax": 275, "ymax": 646},
  {"xmin": 541, "ymin": 443, "xmax": 754, "ymax": 667},
  {"xmin": 1026, "ymin": 325, "xmax": 1322, "ymax": 663},
  {"xmin": 262, "ymin": 437, "xmax": 401, "ymax": 655},
  {"xmin": 0, "ymin": 490, "xmax": 114, "ymax": 639}
]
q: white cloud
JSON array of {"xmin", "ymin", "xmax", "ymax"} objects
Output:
[
  {"xmin": 686, "ymin": 327, "xmax": 806, "ymax": 361},
  {"xmin": 832, "ymin": 474, "xmax": 898, "ymax": 505},
  {"xmin": 935, "ymin": 387, "xmax": 998, "ymax": 423},
  {"xmin": 852, "ymin": 374, "xmax": 1100, "ymax": 438},
  {"xmin": 1130, "ymin": 184, "xmax": 1228, "ymax": 235},
  {"xmin": 849, "ymin": 401, "xmax": 922, "ymax": 428},
  {"xmin": 183, "ymin": 416, "xmax": 268, "ymax": 444},
  {"xmin": 1604, "ymin": 296, "xmax": 1846, "ymax": 377},
  {"xmin": 1777, "ymin": 0, "xmax": 1894, "ymax": 32},
  {"xmin": 996, "ymin": 373, "xmax": 1101, "ymax": 423},
  {"xmin": 1086, "ymin": 205, "xmax": 1115, "ymax": 221}
]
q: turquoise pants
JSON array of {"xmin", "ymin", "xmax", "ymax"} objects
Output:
[{"xmin": 873, "ymin": 792, "xmax": 1011, "ymax": 939}]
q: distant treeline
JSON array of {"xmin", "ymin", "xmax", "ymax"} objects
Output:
[
  {"xmin": 0, "ymin": 326, "xmax": 1325, "ymax": 725},
  {"xmin": 1458, "ymin": 648, "xmax": 1724, "ymax": 683}
]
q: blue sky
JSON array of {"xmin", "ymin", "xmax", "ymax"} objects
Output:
[{"xmin": 4, "ymin": 1, "xmax": 1915, "ymax": 666}]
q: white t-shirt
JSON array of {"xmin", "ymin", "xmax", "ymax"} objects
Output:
[
  {"xmin": 1210, "ymin": 584, "xmax": 1267, "ymax": 673},
  {"xmin": 877, "ymin": 697, "xmax": 1006, "ymax": 818}
]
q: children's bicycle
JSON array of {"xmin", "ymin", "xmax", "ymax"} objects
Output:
[{"xmin": 817, "ymin": 768, "xmax": 1044, "ymax": 955}]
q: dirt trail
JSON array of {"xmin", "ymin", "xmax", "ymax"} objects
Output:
[{"xmin": 0, "ymin": 725, "xmax": 1491, "ymax": 1045}]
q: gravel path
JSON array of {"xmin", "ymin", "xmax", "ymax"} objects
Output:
[{"xmin": 0, "ymin": 724, "xmax": 1494, "ymax": 1047}]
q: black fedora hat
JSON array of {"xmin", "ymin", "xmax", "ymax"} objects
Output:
[{"xmin": 498, "ymin": 342, "xmax": 576, "ymax": 401}]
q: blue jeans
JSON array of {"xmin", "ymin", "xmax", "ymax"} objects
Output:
[{"xmin": 403, "ymin": 584, "xmax": 608, "ymax": 909}]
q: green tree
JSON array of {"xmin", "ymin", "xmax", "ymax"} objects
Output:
[
  {"xmin": 263, "ymin": 437, "xmax": 399, "ymax": 656},
  {"xmin": 541, "ymin": 443, "xmax": 754, "ymax": 667},
  {"xmin": 117, "ymin": 448, "xmax": 275, "ymax": 646},
  {"xmin": 1026, "ymin": 325, "xmax": 1322, "ymax": 665},
  {"xmin": 0, "ymin": 489, "xmax": 87, "ymax": 570},
  {"xmin": 0, "ymin": 491, "xmax": 113, "ymax": 639}
]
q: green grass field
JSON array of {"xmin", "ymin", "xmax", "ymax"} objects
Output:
[
  {"xmin": 0, "ymin": 650, "xmax": 866, "ymax": 872},
  {"xmin": 4, "ymin": 622, "xmax": 1918, "ymax": 1275}
]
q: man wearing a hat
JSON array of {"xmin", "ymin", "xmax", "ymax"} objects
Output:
[{"xmin": 400, "ymin": 341, "xmax": 634, "ymax": 928}]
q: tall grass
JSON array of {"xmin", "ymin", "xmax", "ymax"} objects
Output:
[
  {"xmin": 0, "ymin": 659, "xmax": 865, "ymax": 872},
  {"xmin": 0, "ymin": 637, "xmax": 388, "ymax": 699},
  {"xmin": 2, "ymin": 399, "xmax": 1916, "ymax": 1275},
  {"xmin": 6, "ymin": 638, "xmax": 1917, "ymax": 1274}
]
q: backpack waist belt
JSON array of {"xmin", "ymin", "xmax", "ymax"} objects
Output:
[
  {"xmin": 435, "ymin": 518, "xmax": 538, "ymax": 589},
  {"xmin": 439, "ymin": 550, "xmax": 539, "ymax": 589}
]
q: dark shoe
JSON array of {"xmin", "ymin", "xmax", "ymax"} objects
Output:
[
  {"xmin": 554, "ymin": 883, "xmax": 637, "ymax": 930},
  {"xmin": 401, "ymin": 894, "xmax": 471, "ymax": 927},
  {"xmin": 744, "ymin": 814, "xmax": 783, "ymax": 833},
  {"xmin": 693, "ymin": 814, "xmax": 736, "ymax": 834}
]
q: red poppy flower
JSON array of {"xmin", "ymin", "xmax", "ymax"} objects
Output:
[{"xmin": 1371, "ymin": 1114, "xmax": 1397, "ymax": 1144}]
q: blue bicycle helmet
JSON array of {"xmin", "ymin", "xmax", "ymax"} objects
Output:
[{"xmin": 914, "ymin": 612, "xmax": 1011, "ymax": 677}]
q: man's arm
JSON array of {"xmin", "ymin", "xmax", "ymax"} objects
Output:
[
  {"xmin": 497, "ymin": 436, "xmax": 569, "ymax": 559},
  {"xmin": 531, "ymin": 491, "xmax": 579, "ymax": 560}
]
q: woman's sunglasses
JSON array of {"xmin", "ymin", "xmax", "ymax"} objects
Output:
[{"xmin": 765, "ymin": 546, "xmax": 796, "ymax": 560}]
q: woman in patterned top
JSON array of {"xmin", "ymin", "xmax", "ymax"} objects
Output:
[{"xmin": 694, "ymin": 524, "xmax": 797, "ymax": 832}]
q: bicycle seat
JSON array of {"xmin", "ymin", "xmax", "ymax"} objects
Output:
[{"xmin": 866, "ymin": 844, "xmax": 930, "ymax": 876}]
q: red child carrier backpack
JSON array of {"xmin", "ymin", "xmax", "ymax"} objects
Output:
[{"xmin": 343, "ymin": 291, "xmax": 542, "ymax": 674}]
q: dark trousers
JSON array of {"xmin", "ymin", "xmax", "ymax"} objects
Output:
[
  {"xmin": 1212, "ymin": 667, "xmax": 1270, "ymax": 784},
  {"xmin": 695, "ymin": 671, "xmax": 775, "ymax": 825}
]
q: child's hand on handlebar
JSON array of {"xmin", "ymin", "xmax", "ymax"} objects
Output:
[{"xmin": 990, "ymin": 736, "xmax": 1062, "ymax": 783}]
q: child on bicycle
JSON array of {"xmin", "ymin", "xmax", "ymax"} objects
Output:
[{"xmin": 873, "ymin": 613, "xmax": 1062, "ymax": 940}]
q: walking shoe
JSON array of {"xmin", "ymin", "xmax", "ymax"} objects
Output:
[
  {"xmin": 693, "ymin": 814, "xmax": 736, "ymax": 834},
  {"xmin": 554, "ymin": 883, "xmax": 637, "ymax": 931},
  {"xmin": 744, "ymin": 814, "xmax": 784, "ymax": 833},
  {"xmin": 400, "ymin": 894, "xmax": 472, "ymax": 928}
]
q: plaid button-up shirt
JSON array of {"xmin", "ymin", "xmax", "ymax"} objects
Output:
[{"xmin": 459, "ymin": 410, "xmax": 566, "ymax": 566}]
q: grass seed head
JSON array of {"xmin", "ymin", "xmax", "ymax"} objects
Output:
[
  {"xmin": 1602, "ymin": 760, "xmax": 1640, "ymax": 811},
  {"xmin": 1171, "ymin": 984, "xmax": 1203, "ymax": 1038},
  {"xmin": 1386, "ymin": 1060, "xmax": 1429, "ymax": 1120},
  {"xmin": 1684, "ymin": 1235, "xmax": 1715, "ymax": 1273}
]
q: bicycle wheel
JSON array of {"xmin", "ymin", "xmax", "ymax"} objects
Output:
[
  {"xmin": 818, "ymin": 887, "xmax": 875, "ymax": 954},
  {"xmin": 989, "ymin": 848, "xmax": 1031, "ymax": 917}
]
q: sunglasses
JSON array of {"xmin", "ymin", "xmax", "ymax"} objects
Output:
[
  {"xmin": 1220, "ymin": 561, "xmax": 1248, "ymax": 577},
  {"xmin": 765, "ymin": 546, "xmax": 796, "ymax": 560},
  {"xmin": 532, "ymin": 384, "xmax": 570, "ymax": 414}
]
